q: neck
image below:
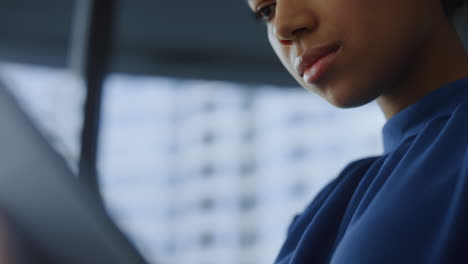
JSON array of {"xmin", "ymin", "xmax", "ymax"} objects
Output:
[{"xmin": 377, "ymin": 19, "xmax": 468, "ymax": 119}]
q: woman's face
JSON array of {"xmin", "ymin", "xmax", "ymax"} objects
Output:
[{"xmin": 247, "ymin": 0, "xmax": 443, "ymax": 108}]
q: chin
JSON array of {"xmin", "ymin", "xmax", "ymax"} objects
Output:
[{"xmin": 317, "ymin": 79, "xmax": 381, "ymax": 109}]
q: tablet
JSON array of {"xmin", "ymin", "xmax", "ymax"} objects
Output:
[{"xmin": 0, "ymin": 80, "xmax": 149, "ymax": 264}]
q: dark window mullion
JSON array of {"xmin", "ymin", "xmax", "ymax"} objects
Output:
[{"xmin": 70, "ymin": 0, "xmax": 116, "ymax": 197}]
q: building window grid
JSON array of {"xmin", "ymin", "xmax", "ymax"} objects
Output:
[
  {"xmin": 0, "ymin": 61, "xmax": 384, "ymax": 264},
  {"xmin": 98, "ymin": 74, "xmax": 384, "ymax": 264}
]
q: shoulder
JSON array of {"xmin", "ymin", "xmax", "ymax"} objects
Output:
[
  {"xmin": 308, "ymin": 156, "xmax": 380, "ymax": 210},
  {"xmin": 287, "ymin": 156, "xmax": 380, "ymax": 233},
  {"xmin": 398, "ymin": 101, "xmax": 468, "ymax": 174},
  {"xmin": 443, "ymin": 101, "xmax": 468, "ymax": 130}
]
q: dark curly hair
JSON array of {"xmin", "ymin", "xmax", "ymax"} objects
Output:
[{"xmin": 443, "ymin": 0, "xmax": 465, "ymax": 19}]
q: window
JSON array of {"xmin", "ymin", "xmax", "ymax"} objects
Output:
[
  {"xmin": 98, "ymin": 74, "xmax": 384, "ymax": 264},
  {"xmin": 0, "ymin": 0, "xmax": 83, "ymax": 170},
  {"xmin": 1, "ymin": 1, "xmax": 386, "ymax": 263}
]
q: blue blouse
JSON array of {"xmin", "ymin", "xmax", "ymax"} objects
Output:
[{"xmin": 275, "ymin": 78, "xmax": 468, "ymax": 264}]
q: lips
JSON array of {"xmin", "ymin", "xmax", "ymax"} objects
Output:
[{"xmin": 295, "ymin": 44, "xmax": 341, "ymax": 78}]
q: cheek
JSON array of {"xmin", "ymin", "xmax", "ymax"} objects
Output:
[
  {"xmin": 309, "ymin": 0, "xmax": 434, "ymax": 107},
  {"xmin": 268, "ymin": 29, "xmax": 299, "ymax": 79},
  {"xmin": 268, "ymin": 29, "xmax": 284, "ymax": 63},
  {"xmin": 332, "ymin": 0, "xmax": 432, "ymax": 87},
  {"xmin": 267, "ymin": 29, "xmax": 280, "ymax": 57}
]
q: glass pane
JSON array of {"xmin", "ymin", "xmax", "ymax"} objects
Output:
[
  {"xmin": 98, "ymin": 73, "xmax": 384, "ymax": 264},
  {"xmin": 0, "ymin": 0, "xmax": 82, "ymax": 171},
  {"xmin": 0, "ymin": 0, "xmax": 74, "ymax": 67},
  {"xmin": 110, "ymin": 0, "xmax": 291, "ymax": 86},
  {"xmin": 0, "ymin": 63, "xmax": 85, "ymax": 172}
]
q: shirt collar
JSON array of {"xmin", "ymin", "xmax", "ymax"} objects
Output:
[{"xmin": 382, "ymin": 77, "xmax": 468, "ymax": 154}]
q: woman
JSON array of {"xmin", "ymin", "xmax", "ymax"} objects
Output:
[{"xmin": 246, "ymin": 0, "xmax": 468, "ymax": 263}]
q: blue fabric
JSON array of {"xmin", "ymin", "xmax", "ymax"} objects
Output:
[{"xmin": 275, "ymin": 78, "xmax": 468, "ymax": 264}]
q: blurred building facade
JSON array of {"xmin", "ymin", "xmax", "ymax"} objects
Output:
[
  {"xmin": 98, "ymin": 74, "xmax": 384, "ymax": 264},
  {"xmin": 0, "ymin": 62, "xmax": 385, "ymax": 264}
]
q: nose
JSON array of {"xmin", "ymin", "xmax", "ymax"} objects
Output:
[{"xmin": 273, "ymin": 0, "xmax": 318, "ymax": 45}]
